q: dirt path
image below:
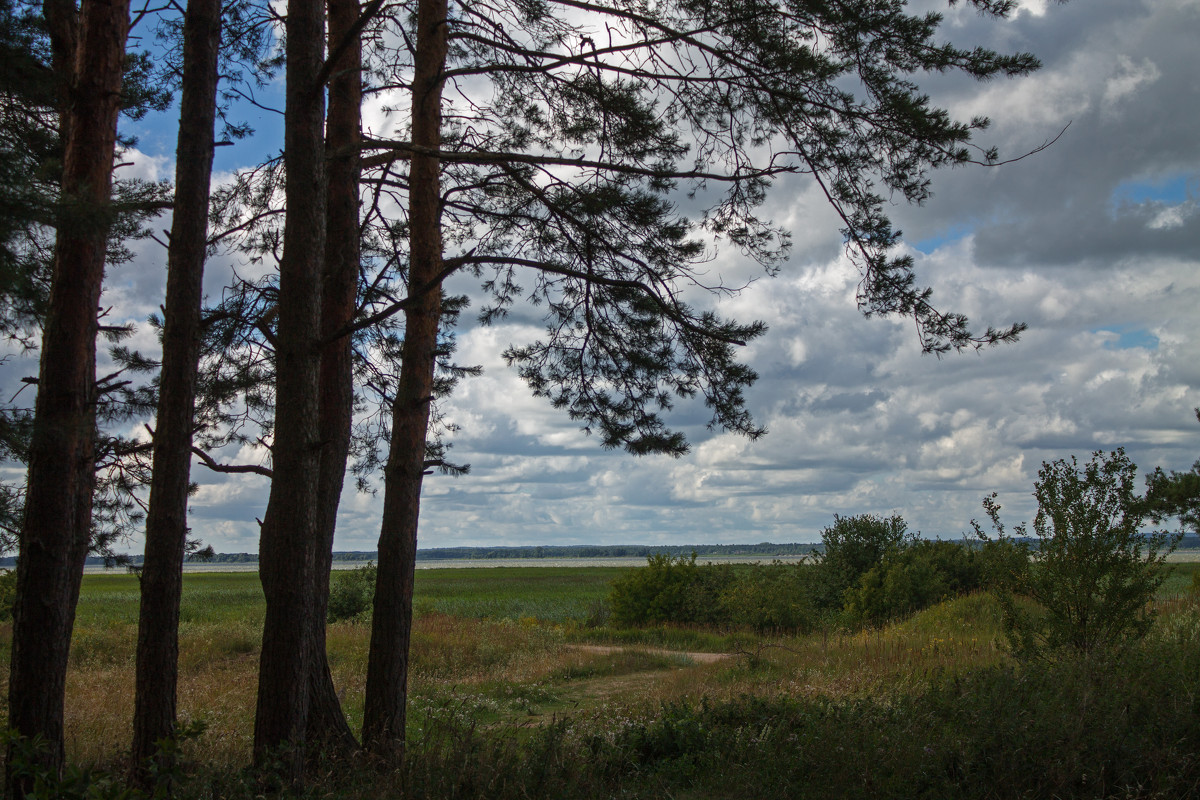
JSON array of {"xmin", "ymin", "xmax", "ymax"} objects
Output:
[{"xmin": 566, "ymin": 644, "xmax": 731, "ymax": 664}]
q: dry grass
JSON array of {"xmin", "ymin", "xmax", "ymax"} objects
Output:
[
  {"xmin": 0, "ymin": 585, "xmax": 1044, "ymax": 772},
  {"xmin": 0, "ymin": 593, "xmax": 1015, "ymax": 769}
]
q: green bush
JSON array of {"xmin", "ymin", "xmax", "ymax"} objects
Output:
[
  {"xmin": 719, "ymin": 562, "xmax": 819, "ymax": 633},
  {"xmin": 974, "ymin": 449, "xmax": 1179, "ymax": 658},
  {"xmin": 609, "ymin": 554, "xmax": 733, "ymax": 626},
  {"xmin": 812, "ymin": 513, "xmax": 912, "ymax": 610},
  {"xmin": 327, "ymin": 562, "xmax": 376, "ymax": 622},
  {"xmin": 843, "ymin": 540, "xmax": 984, "ymax": 623},
  {"xmin": 844, "ymin": 550, "xmax": 947, "ymax": 623},
  {"xmin": 976, "ymin": 535, "xmax": 1030, "ymax": 591},
  {"xmin": 0, "ymin": 566, "xmax": 16, "ymax": 621},
  {"xmin": 610, "ymin": 530, "xmax": 1002, "ymax": 631},
  {"xmin": 608, "ymin": 555, "xmax": 819, "ymax": 632}
]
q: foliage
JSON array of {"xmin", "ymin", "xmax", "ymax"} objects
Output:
[
  {"xmin": 0, "ymin": 0, "xmax": 54, "ymax": 558},
  {"xmin": 3, "ymin": 721, "xmax": 206, "ymax": 799},
  {"xmin": 843, "ymin": 552, "xmax": 941, "ymax": 623},
  {"xmin": 838, "ymin": 539, "xmax": 1024, "ymax": 624},
  {"xmin": 719, "ymin": 562, "xmax": 820, "ymax": 633},
  {"xmin": 974, "ymin": 449, "xmax": 1179, "ymax": 658},
  {"xmin": 191, "ymin": 0, "xmax": 1048, "ymax": 486},
  {"xmin": 609, "ymin": 554, "xmax": 719, "ymax": 626},
  {"xmin": 0, "ymin": 566, "xmax": 15, "ymax": 621},
  {"xmin": 812, "ymin": 514, "xmax": 913, "ymax": 610},
  {"xmin": 327, "ymin": 562, "xmax": 377, "ymax": 623},
  {"xmin": 608, "ymin": 530, "xmax": 1003, "ymax": 631},
  {"xmin": 1142, "ymin": 408, "xmax": 1200, "ymax": 533},
  {"xmin": 608, "ymin": 555, "xmax": 822, "ymax": 632},
  {"xmin": 234, "ymin": 634, "xmax": 1200, "ymax": 800},
  {"xmin": 0, "ymin": 0, "xmax": 181, "ymax": 561},
  {"xmin": 0, "ymin": 0, "xmax": 56, "ymax": 351},
  {"xmin": 1145, "ymin": 464, "xmax": 1200, "ymax": 534}
]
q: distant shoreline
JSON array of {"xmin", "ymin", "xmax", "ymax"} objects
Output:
[
  {"xmin": 21, "ymin": 538, "xmax": 1198, "ymax": 574},
  {"xmin": 81, "ymin": 553, "xmax": 813, "ymax": 574},
  {"xmin": 72, "ymin": 549, "xmax": 1200, "ymax": 574},
  {"xmin": 41, "ymin": 542, "xmax": 820, "ymax": 572}
]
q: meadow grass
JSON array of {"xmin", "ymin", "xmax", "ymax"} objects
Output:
[
  {"xmin": 2, "ymin": 564, "xmax": 1199, "ymax": 798},
  {"xmin": 1157, "ymin": 559, "xmax": 1200, "ymax": 597},
  {"xmin": 410, "ymin": 566, "xmax": 624, "ymax": 623}
]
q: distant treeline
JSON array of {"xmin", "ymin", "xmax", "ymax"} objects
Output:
[
  {"xmin": 411, "ymin": 543, "xmax": 819, "ymax": 560},
  {"xmin": 6, "ymin": 535, "xmax": 1194, "ymax": 568},
  {"xmin": 0, "ymin": 542, "xmax": 820, "ymax": 568}
]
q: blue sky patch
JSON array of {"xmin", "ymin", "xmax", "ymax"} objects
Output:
[
  {"xmin": 1110, "ymin": 174, "xmax": 1196, "ymax": 208},
  {"xmin": 911, "ymin": 223, "xmax": 974, "ymax": 254},
  {"xmin": 1095, "ymin": 325, "xmax": 1160, "ymax": 351}
]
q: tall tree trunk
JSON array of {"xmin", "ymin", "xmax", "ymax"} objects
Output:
[
  {"xmin": 5, "ymin": 0, "xmax": 129, "ymax": 791},
  {"xmin": 131, "ymin": 0, "xmax": 221, "ymax": 782},
  {"xmin": 304, "ymin": 0, "xmax": 363, "ymax": 756},
  {"xmin": 361, "ymin": 0, "xmax": 447, "ymax": 755},
  {"xmin": 253, "ymin": 0, "xmax": 326, "ymax": 778}
]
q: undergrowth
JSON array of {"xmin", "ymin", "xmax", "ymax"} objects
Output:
[
  {"xmin": 55, "ymin": 613, "xmax": 1200, "ymax": 799},
  {"xmin": 4, "ymin": 568, "xmax": 1199, "ymax": 798}
]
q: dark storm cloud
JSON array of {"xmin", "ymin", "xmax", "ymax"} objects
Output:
[{"xmin": 893, "ymin": 0, "xmax": 1200, "ymax": 267}]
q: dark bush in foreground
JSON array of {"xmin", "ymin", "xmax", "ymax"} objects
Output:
[
  {"xmin": 148, "ymin": 618, "xmax": 1196, "ymax": 799},
  {"xmin": 25, "ymin": 630, "xmax": 1200, "ymax": 799}
]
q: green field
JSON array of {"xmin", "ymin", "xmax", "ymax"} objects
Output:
[
  {"xmin": 4, "ymin": 562, "xmax": 1200, "ymax": 798},
  {"xmin": 73, "ymin": 558, "xmax": 1200, "ymax": 624}
]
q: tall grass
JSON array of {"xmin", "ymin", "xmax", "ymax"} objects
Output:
[
  {"xmin": 3, "ymin": 567, "xmax": 1198, "ymax": 798},
  {"xmin": 154, "ymin": 610, "xmax": 1200, "ymax": 800}
]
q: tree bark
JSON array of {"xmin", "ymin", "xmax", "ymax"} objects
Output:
[
  {"xmin": 253, "ymin": 0, "xmax": 326, "ymax": 778},
  {"xmin": 131, "ymin": 0, "xmax": 221, "ymax": 782},
  {"xmin": 304, "ymin": 0, "xmax": 363, "ymax": 756},
  {"xmin": 5, "ymin": 0, "xmax": 129, "ymax": 791},
  {"xmin": 362, "ymin": 0, "xmax": 447, "ymax": 755}
]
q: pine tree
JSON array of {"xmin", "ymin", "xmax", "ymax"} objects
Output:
[
  {"xmin": 6, "ymin": 0, "xmax": 133, "ymax": 787},
  {"xmin": 355, "ymin": 0, "xmax": 1037, "ymax": 750},
  {"xmin": 252, "ymin": 0, "xmax": 326, "ymax": 775},
  {"xmin": 131, "ymin": 0, "xmax": 223, "ymax": 780}
]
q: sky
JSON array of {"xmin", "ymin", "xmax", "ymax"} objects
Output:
[{"xmin": 3, "ymin": 0, "xmax": 1198, "ymax": 554}]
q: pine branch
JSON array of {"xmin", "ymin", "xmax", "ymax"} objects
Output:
[{"xmin": 191, "ymin": 445, "xmax": 273, "ymax": 478}]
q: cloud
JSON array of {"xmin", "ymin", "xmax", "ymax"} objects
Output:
[{"xmin": 5, "ymin": 0, "xmax": 1198, "ymax": 556}]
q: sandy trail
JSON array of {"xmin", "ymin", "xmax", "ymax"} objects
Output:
[{"xmin": 566, "ymin": 644, "xmax": 730, "ymax": 664}]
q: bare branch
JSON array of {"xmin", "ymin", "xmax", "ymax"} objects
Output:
[{"xmin": 191, "ymin": 445, "xmax": 273, "ymax": 478}]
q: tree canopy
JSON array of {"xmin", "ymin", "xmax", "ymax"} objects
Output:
[
  {"xmin": 1143, "ymin": 409, "xmax": 1200, "ymax": 534},
  {"xmin": 347, "ymin": 0, "xmax": 1035, "ymax": 456}
]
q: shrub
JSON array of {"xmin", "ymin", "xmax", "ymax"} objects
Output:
[
  {"xmin": 843, "ymin": 540, "xmax": 984, "ymax": 623},
  {"xmin": 719, "ymin": 562, "xmax": 819, "ymax": 633},
  {"xmin": 844, "ymin": 550, "xmax": 947, "ymax": 623},
  {"xmin": 0, "ymin": 566, "xmax": 16, "ymax": 621},
  {"xmin": 608, "ymin": 556, "xmax": 818, "ymax": 632},
  {"xmin": 327, "ymin": 562, "xmax": 376, "ymax": 622},
  {"xmin": 812, "ymin": 513, "xmax": 912, "ymax": 610},
  {"xmin": 977, "ymin": 535, "xmax": 1030, "ymax": 591},
  {"xmin": 609, "ymin": 554, "xmax": 733, "ymax": 626},
  {"xmin": 974, "ymin": 449, "xmax": 1179, "ymax": 658}
]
